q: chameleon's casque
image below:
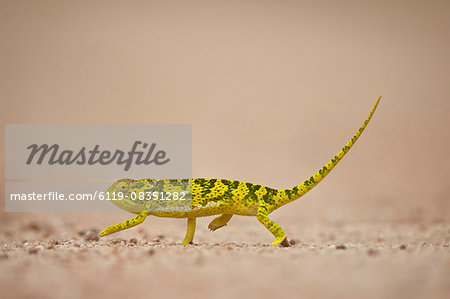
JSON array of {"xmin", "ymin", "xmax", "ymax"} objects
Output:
[{"xmin": 100, "ymin": 97, "xmax": 381, "ymax": 247}]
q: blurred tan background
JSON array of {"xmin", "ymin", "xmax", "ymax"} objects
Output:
[{"xmin": 0, "ymin": 1, "xmax": 449, "ymax": 299}]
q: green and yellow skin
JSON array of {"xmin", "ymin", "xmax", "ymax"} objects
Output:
[{"xmin": 99, "ymin": 97, "xmax": 381, "ymax": 247}]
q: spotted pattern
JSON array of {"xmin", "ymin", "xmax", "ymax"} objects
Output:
[{"xmin": 100, "ymin": 97, "xmax": 381, "ymax": 246}]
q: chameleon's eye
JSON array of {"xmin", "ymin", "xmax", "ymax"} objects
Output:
[{"xmin": 116, "ymin": 181, "xmax": 130, "ymax": 194}]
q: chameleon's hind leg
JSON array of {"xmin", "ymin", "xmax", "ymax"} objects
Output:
[
  {"xmin": 181, "ymin": 217, "xmax": 196, "ymax": 245},
  {"xmin": 208, "ymin": 214, "xmax": 233, "ymax": 231},
  {"xmin": 99, "ymin": 210, "xmax": 148, "ymax": 237},
  {"xmin": 256, "ymin": 205, "xmax": 290, "ymax": 247}
]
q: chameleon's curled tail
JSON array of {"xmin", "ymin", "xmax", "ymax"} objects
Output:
[{"xmin": 281, "ymin": 96, "xmax": 381, "ymax": 205}]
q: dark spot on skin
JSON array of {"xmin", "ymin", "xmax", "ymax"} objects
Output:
[
  {"xmin": 134, "ymin": 182, "xmax": 145, "ymax": 189},
  {"xmin": 284, "ymin": 189, "xmax": 291, "ymax": 198}
]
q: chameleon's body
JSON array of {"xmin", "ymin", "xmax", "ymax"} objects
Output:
[{"xmin": 99, "ymin": 97, "xmax": 381, "ymax": 246}]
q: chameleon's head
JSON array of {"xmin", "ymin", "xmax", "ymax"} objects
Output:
[{"xmin": 106, "ymin": 178, "xmax": 157, "ymax": 213}]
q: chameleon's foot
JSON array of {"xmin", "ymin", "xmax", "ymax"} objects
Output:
[
  {"xmin": 280, "ymin": 237, "xmax": 291, "ymax": 247},
  {"xmin": 180, "ymin": 239, "xmax": 194, "ymax": 245},
  {"xmin": 99, "ymin": 210, "xmax": 149, "ymax": 238},
  {"xmin": 208, "ymin": 222, "xmax": 226, "ymax": 231},
  {"xmin": 257, "ymin": 204, "xmax": 291, "ymax": 247},
  {"xmin": 98, "ymin": 223, "xmax": 128, "ymax": 238},
  {"xmin": 208, "ymin": 214, "xmax": 233, "ymax": 231},
  {"xmin": 270, "ymin": 237, "xmax": 291, "ymax": 247},
  {"xmin": 99, "ymin": 225, "xmax": 118, "ymax": 237}
]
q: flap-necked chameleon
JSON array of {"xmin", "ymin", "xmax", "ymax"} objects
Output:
[{"xmin": 99, "ymin": 97, "xmax": 381, "ymax": 247}]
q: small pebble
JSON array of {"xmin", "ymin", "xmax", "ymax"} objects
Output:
[
  {"xmin": 79, "ymin": 229, "xmax": 99, "ymax": 239},
  {"xmin": 367, "ymin": 248, "xmax": 378, "ymax": 256},
  {"xmin": 129, "ymin": 238, "xmax": 138, "ymax": 244},
  {"xmin": 336, "ymin": 244, "xmax": 347, "ymax": 250},
  {"xmin": 399, "ymin": 244, "xmax": 407, "ymax": 250},
  {"xmin": 147, "ymin": 249, "xmax": 156, "ymax": 256},
  {"xmin": 84, "ymin": 231, "xmax": 99, "ymax": 242},
  {"xmin": 27, "ymin": 247, "xmax": 39, "ymax": 255},
  {"xmin": 25, "ymin": 222, "xmax": 41, "ymax": 232},
  {"xmin": 289, "ymin": 239, "xmax": 299, "ymax": 245}
]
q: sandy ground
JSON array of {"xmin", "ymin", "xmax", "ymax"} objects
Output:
[{"xmin": 1, "ymin": 209, "xmax": 449, "ymax": 299}]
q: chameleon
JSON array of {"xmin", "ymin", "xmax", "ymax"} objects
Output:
[{"xmin": 99, "ymin": 96, "xmax": 381, "ymax": 247}]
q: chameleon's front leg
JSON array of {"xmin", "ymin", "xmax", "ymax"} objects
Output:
[
  {"xmin": 256, "ymin": 205, "xmax": 290, "ymax": 247},
  {"xmin": 99, "ymin": 210, "xmax": 148, "ymax": 237},
  {"xmin": 181, "ymin": 217, "xmax": 196, "ymax": 245}
]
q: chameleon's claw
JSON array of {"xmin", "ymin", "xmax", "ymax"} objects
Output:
[
  {"xmin": 98, "ymin": 226, "xmax": 115, "ymax": 237},
  {"xmin": 180, "ymin": 240, "xmax": 194, "ymax": 246},
  {"xmin": 208, "ymin": 223, "xmax": 227, "ymax": 231},
  {"xmin": 270, "ymin": 237, "xmax": 291, "ymax": 247},
  {"xmin": 279, "ymin": 237, "xmax": 291, "ymax": 247}
]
